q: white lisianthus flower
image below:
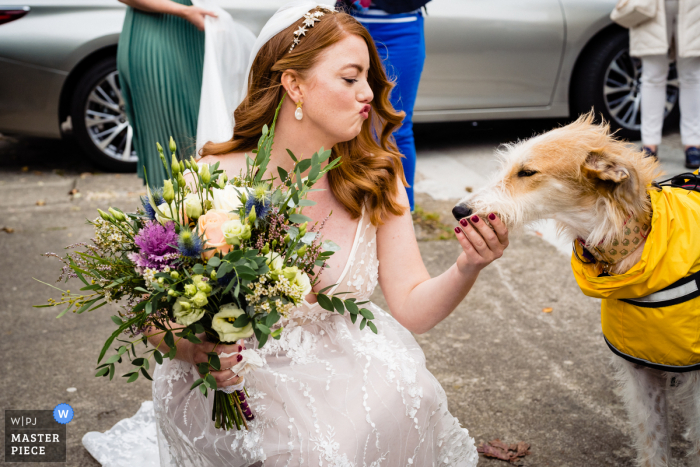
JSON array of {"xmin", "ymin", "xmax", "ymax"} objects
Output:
[
  {"xmin": 264, "ymin": 252, "xmax": 284, "ymax": 274},
  {"xmin": 222, "ymin": 219, "xmax": 245, "ymax": 246},
  {"xmin": 155, "ymin": 202, "xmax": 177, "ymax": 225},
  {"xmin": 294, "ymin": 270, "xmax": 312, "ymax": 297},
  {"xmin": 183, "ymin": 283, "xmax": 197, "ymax": 296},
  {"xmin": 173, "ymin": 298, "xmax": 205, "ymax": 326},
  {"xmin": 183, "ymin": 193, "xmax": 203, "ymax": 220},
  {"xmin": 280, "ymin": 266, "xmax": 312, "ymax": 297},
  {"xmin": 192, "ymin": 291, "xmax": 208, "ymax": 308},
  {"xmin": 212, "ymin": 185, "xmax": 243, "ymax": 213},
  {"xmin": 211, "ymin": 304, "xmax": 254, "ymax": 343}
]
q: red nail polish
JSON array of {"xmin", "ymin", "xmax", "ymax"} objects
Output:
[
  {"xmin": 489, "ymin": 213, "xmax": 496, "ymax": 221},
  {"xmin": 471, "ymin": 215, "xmax": 479, "ymax": 223},
  {"xmin": 237, "ymin": 354, "xmax": 242, "ymax": 362},
  {"xmin": 460, "ymin": 218, "xmax": 468, "ymax": 227},
  {"xmin": 454, "ymin": 226, "xmax": 461, "ymax": 233},
  {"xmin": 238, "ymin": 345, "xmax": 242, "ymax": 352}
]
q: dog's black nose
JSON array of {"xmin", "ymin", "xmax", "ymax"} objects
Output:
[{"xmin": 452, "ymin": 204, "xmax": 473, "ymax": 221}]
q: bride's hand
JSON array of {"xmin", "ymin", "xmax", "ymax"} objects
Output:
[
  {"xmin": 454, "ymin": 213, "xmax": 509, "ymax": 274},
  {"xmin": 184, "ymin": 339, "xmax": 246, "ymax": 388},
  {"xmin": 177, "ymin": 5, "xmax": 217, "ymax": 31}
]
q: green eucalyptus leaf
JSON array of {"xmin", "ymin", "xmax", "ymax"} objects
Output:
[
  {"xmin": 345, "ymin": 300, "xmax": 359, "ymax": 315},
  {"xmin": 190, "ymin": 378, "xmax": 204, "ymax": 390},
  {"xmin": 209, "ymin": 354, "xmax": 221, "ymax": 371},
  {"xmin": 321, "ymin": 240, "xmax": 340, "ymax": 252},
  {"xmin": 289, "ymin": 214, "xmax": 312, "ymax": 224},
  {"xmin": 331, "ymin": 297, "xmax": 345, "ymax": 315},
  {"xmin": 164, "ymin": 331, "xmax": 175, "ymax": 349},
  {"xmin": 316, "ymin": 294, "xmax": 334, "ymax": 312},
  {"xmin": 277, "ymin": 167, "xmax": 288, "ymax": 182},
  {"xmin": 186, "ymin": 333, "xmax": 202, "ymax": 344}
]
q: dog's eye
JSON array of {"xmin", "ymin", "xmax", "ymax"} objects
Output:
[{"xmin": 517, "ymin": 169, "xmax": 538, "ymax": 178}]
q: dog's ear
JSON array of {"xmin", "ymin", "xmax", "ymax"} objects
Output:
[{"xmin": 582, "ymin": 152, "xmax": 630, "ymax": 184}]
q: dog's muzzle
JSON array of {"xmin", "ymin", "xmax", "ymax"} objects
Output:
[{"xmin": 452, "ymin": 204, "xmax": 473, "ymax": 221}]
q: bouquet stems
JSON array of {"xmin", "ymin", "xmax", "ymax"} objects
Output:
[{"xmin": 212, "ymin": 384, "xmax": 255, "ymax": 431}]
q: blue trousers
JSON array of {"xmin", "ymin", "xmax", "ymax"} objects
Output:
[{"xmin": 354, "ymin": 10, "xmax": 426, "ymax": 211}]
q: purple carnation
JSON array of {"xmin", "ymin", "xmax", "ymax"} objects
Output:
[{"xmin": 128, "ymin": 220, "xmax": 179, "ymax": 271}]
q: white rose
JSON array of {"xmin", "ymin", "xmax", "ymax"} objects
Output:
[
  {"xmin": 222, "ymin": 219, "xmax": 245, "ymax": 246},
  {"xmin": 183, "ymin": 193, "xmax": 203, "ymax": 220},
  {"xmin": 173, "ymin": 298, "xmax": 205, "ymax": 326},
  {"xmin": 211, "ymin": 304, "xmax": 254, "ymax": 343},
  {"xmin": 212, "ymin": 185, "xmax": 243, "ymax": 213}
]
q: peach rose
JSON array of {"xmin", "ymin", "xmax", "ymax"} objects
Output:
[{"xmin": 198, "ymin": 209, "xmax": 237, "ymax": 260}]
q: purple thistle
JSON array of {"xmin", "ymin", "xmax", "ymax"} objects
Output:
[{"xmin": 127, "ymin": 220, "xmax": 179, "ymax": 271}]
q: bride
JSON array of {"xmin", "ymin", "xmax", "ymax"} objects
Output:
[{"xmin": 86, "ymin": 2, "xmax": 509, "ymax": 466}]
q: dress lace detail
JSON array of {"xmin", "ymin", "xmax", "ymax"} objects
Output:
[{"xmin": 82, "ymin": 205, "xmax": 478, "ymax": 467}]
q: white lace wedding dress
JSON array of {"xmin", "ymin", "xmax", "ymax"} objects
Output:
[{"xmin": 83, "ymin": 206, "xmax": 478, "ymax": 467}]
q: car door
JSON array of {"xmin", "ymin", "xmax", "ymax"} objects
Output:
[{"xmin": 417, "ymin": 0, "xmax": 565, "ymax": 112}]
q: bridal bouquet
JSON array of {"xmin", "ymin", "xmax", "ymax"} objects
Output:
[{"xmin": 37, "ymin": 99, "xmax": 378, "ymax": 431}]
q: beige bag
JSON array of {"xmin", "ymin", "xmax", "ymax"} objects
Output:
[{"xmin": 610, "ymin": 0, "xmax": 657, "ymax": 28}]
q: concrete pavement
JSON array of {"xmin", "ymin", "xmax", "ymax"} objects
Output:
[{"xmin": 0, "ymin": 122, "xmax": 695, "ymax": 466}]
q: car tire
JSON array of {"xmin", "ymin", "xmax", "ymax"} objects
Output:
[
  {"xmin": 70, "ymin": 56, "xmax": 137, "ymax": 172},
  {"xmin": 571, "ymin": 29, "xmax": 679, "ymax": 141}
]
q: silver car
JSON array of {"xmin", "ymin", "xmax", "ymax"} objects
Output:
[{"xmin": 0, "ymin": 0, "xmax": 678, "ymax": 170}]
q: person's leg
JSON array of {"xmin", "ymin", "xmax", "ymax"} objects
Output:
[
  {"xmin": 677, "ymin": 55, "xmax": 700, "ymax": 168},
  {"xmin": 640, "ymin": 54, "xmax": 671, "ymax": 151},
  {"xmin": 362, "ymin": 14, "xmax": 426, "ymax": 211},
  {"xmin": 677, "ymin": 56, "xmax": 700, "ymax": 146}
]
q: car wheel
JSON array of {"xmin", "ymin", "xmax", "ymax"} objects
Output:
[
  {"xmin": 572, "ymin": 29, "xmax": 679, "ymax": 140},
  {"xmin": 70, "ymin": 56, "xmax": 137, "ymax": 172}
]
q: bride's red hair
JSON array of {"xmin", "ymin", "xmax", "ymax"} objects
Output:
[{"xmin": 200, "ymin": 8, "xmax": 407, "ymax": 226}]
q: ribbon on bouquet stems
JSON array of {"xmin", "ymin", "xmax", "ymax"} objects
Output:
[{"xmin": 212, "ymin": 348, "xmax": 263, "ymax": 430}]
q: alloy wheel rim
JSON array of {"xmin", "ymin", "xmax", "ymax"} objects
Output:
[
  {"xmin": 603, "ymin": 49, "xmax": 679, "ymax": 131},
  {"xmin": 84, "ymin": 71, "xmax": 137, "ymax": 163}
]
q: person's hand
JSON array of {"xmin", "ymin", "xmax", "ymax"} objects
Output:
[
  {"xmin": 178, "ymin": 5, "xmax": 217, "ymax": 31},
  {"xmin": 454, "ymin": 213, "xmax": 509, "ymax": 274},
  {"xmin": 183, "ymin": 337, "xmax": 246, "ymax": 388}
]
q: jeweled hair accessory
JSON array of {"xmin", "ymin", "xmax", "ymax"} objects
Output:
[{"xmin": 289, "ymin": 7, "xmax": 334, "ymax": 53}]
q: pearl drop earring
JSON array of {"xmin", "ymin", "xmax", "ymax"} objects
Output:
[{"xmin": 295, "ymin": 101, "xmax": 303, "ymax": 121}]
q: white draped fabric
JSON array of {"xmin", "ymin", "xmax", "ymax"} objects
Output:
[{"xmin": 190, "ymin": 0, "xmax": 255, "ymax": 154}]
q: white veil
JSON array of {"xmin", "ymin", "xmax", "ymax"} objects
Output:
[
  {"xmin": 193, "ymin": 0, "xmax": 335, "ymax": 154},
  {"xmin": 191, "ymin": 0, "xmax": 255, "ymax": 155}
]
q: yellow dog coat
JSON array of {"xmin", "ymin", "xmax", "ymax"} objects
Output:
[{"xmin": 572, "ymin": 186, "xmax": 700, "ymax": 371}]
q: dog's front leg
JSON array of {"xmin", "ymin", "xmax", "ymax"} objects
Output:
[
  {"xmin": 673, "ymin": 371, "xmax": 700, "ymax": 466},
  {"xmin": 611, "ymin": 355, "xmax": 671, "ymax": 467}
]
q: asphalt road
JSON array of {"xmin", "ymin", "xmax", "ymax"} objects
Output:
[{"xmin": 0, "ymin": 121, "xmax": 694, "ymax": 467}]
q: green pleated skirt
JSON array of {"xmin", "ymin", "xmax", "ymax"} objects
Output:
[{"xmin": 117, "ymin": 0, "xmax": 204, "ymax": 187}]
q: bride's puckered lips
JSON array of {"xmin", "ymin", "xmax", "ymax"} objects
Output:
[{"xmin": 360, "ymin": 104, "xmax": 371, "ymax": 119}]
